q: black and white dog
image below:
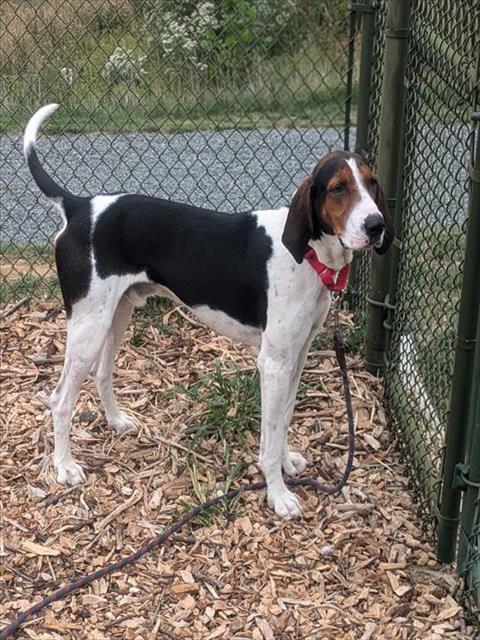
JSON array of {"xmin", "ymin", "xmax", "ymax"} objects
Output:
[{"xmin": 24, "ymin": 104, "xmax": 392, "ymax": 518}]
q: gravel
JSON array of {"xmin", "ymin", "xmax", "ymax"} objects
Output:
[
  {"xmin": 1, "ymin": 121, "xmax": 470, "ymax": 246},
  {"xmin": 1, "ymin": 126, "xmax": 348, "ymax": 244}
]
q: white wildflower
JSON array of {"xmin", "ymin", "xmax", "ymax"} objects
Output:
[
  {"xmin": 147, "ymin": 1, "xmax": 218, "ymax": 71},
  {"xmin": 60, "ymin": 67, "xmax": 75, "ymax": 86},
  {"xmin": 102, "ymin": 47, "xmax": 147, "ymax": 84}
]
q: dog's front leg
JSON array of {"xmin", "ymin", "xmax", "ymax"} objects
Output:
[
  {"xmin": 257, "ymin": 345, "xmax": 302, "ymax": 518},
  {"xmin": 281, "ymin": 338, "xmax": 313, "ymax": 477}
]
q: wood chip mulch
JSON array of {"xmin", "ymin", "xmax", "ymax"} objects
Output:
[{"xmin": 0, "ymin": 300, "xmax": 476, "ymax": 639}]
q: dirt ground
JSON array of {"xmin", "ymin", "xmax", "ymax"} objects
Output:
[
  {"xmin": 0, "ymin": 300, "xmax": 476, "ymax": 639},
  {"xmin": 0, "ymin": 262, "xmax": 55, "ymax": 282}
]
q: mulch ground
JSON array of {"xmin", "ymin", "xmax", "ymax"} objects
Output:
[{"xmin": 0, "ymin": 300, "xmax": 476, "ymax": 639}]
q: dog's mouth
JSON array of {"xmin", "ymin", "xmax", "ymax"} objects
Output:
[{"xmin": 338, "ymin": 235, "xmax": 377, "ymax": 251}]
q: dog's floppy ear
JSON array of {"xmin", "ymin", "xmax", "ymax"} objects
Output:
[
  {"xmin": 282, "ymin": 175, "xmax": 315, "ymax": 264},
  {"xmin": 374, "ymin": 181, "xmax": 395, "ymax": 255}
]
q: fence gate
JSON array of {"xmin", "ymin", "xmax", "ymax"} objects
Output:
[
  {"xmin": 1, "ymin": 0, "xmax": 360, "ymax": 303},
  {"xmin": 351, "ymin": 0, "xmax": 480, "ymax": 623}
]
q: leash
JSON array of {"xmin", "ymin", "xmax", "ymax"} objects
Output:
[{"xmin": 1, "ymin": 296, "xmax": 355, "ymax": 639}]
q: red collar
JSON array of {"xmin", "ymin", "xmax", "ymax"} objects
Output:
[{"xmin": 304, "ymin": 247, "xmax": 349, "ymax": 292}]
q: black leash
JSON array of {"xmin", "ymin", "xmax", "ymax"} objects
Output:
[{"xmin": 1, "ymin": 307, "xmax": 355, "ymax": 639}]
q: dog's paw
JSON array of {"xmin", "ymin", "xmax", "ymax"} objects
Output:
[
  {"xmin": 268, "ymin": 487, "xmax": 302, "ymax": 518},
  {"xmin": 55, "ymin": 459, "xmax": 86, "ymax": 486},
  {"xmin": 282, "ymin": 451, "xmax": 307, "ymax": 476},
  {"xmin": 109, "ymin": 411, "xmax": 138, "ymax": 434}
]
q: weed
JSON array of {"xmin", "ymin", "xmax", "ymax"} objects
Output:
[
  {"xmin": 182, "ymin": 452, "xmax": 245, "ymax": 525},
  {"xmin": 130, "ymin": 297, "xmax": 175, "ymax": 346},
  {"xmin": 1, "ymin": 243, "xmax": 54, "ymax": 263},
  {"xmin": 182, "ymin": 363, "xmax": 260, "ymax": 446},
  {"xmin": 0, "ymin": 243, "xmax": 58, "ymax": 303},
  {"xmin": 0, "ymin": 273, "xmax": 59, "ymax": 303},
  {"xmin": 311, "ymin": 324, "xmax": 364, "ymax": 354}
]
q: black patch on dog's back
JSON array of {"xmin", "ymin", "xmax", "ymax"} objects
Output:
[{"xmin": 93, "ymin": 195, "xmax": 273, "ymax": 328}]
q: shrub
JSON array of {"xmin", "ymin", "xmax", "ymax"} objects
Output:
[{"xmin": 145, "ymin": 0, "xmax": 302, "ymax": 79}]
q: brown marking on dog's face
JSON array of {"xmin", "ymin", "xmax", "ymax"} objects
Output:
[
  {"xmin": 318, "ymin": 163, "xmax": 359, "ymax": 236},
  {"xmin": 357, "ymin": 161, "xmax": 380, "ymax": 201}
]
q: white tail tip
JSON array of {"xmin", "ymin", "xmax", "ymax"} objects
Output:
[{"xmin": 23, "ymin": 103, "xmax": 60, "ymax": 158}]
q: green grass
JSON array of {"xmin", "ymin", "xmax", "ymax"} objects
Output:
[
  {"xmin": 129, "ymin": 297, "xmax": 175, "ymax": 346},
  {"xmin": 1, "ymin": 66, "xmax": 354, "ymax": 136},
  {"xmin": 353, "ymin": 224, "xmax": 464, "ymax": 418},
  {"xmin": 182, "ymin": 363, "xmax": 261, "ymax": 447},
  {"xmin": 1, "ymin": 242, "xmax": 54, "ymax": 263},
  {"xmin": 381, "ymin": 221, "xmax": 464, "ymax": 502},
  {"xmin": 0, "ymin": 273, "xmax": 59, "ymax": 304},
  {"xmin": 1, "ymin": 0, "xmax": 355, "ymax": 135},
  {"xmin": 175, "ymin": 362, "xmax": 259, "ymax": 525},
  {"xmin": 402, "ymin": 224, "xmax": 464, "ymax": 417},
  {"xmin": 1, "ymin": 10, "xmax": 355, "ymax": 136},
  {"xmin": 311, "ymin": 323, "xmax": 365, "ymax": 355},
  {"xmin": 130, "ymin": 298, "xmax": 258, "ymax": 454},
  {"xmin": 0, "ymin": 243, "xmax": 58, "ymax": 304},
  {"xmin": 181, "ymin": 453, "xmax": 245, "ymax": 526},
  {"xmin": 374, "ymin": 223, "xmax": 464, "ymax": 439}
]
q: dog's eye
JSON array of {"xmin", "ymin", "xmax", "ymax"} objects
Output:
[
  {"xmin": 330, "ymin": 184, "xmax": 346, "ymax": 195},
  {"xmin": 370, "ymin": 178, "xmax": 378, "ymax": 189}
]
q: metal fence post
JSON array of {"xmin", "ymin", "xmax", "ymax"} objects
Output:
[
  {"xmin": 347, "ymin": 0, "xmax": 376, "ymax": 307},
  {"xmin": 354, "ymin": 0, "xmax": 376, "ymax": 158},
  {"xmin": 437, "ymin": 113, "xmax": 480, "ymax": 563},
  {"xmin": 344, "ymin": 4, "xmax": 358, "ymax": 152},
  {"xmin": 457, "ymin": 291, "xmax": 480, "ymax": 596},
  {"xmin": 363, "ymin": 0, "xmax": 410, "ymax": 375}
]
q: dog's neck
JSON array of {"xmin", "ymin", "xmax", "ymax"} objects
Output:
[{"xmin": 308, "ymin": 234, "xmax": 352, "ymax": 272}]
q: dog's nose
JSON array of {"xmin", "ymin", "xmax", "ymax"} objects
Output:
[{"xmin": 364, "ymin": 213, "xmax": 385, "ymax": 239}]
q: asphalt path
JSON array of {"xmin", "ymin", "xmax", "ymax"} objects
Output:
[
  {"xmin": 1, "ymin": 126, "xmax": 347, "ymax": 244},
  {"xmin": 0, "ymin": 122, "xmax": 470, "ymax": 246}
]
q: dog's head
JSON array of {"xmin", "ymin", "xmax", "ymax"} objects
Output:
[{"xmin": 282, "ymin": 151, "xmax": 394, "ymax": 263}]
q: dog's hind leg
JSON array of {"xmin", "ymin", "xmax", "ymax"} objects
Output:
[
  {"xmin": 50, "ymin": 299, "xmax": 119, "ymax": 485},
  {"xmin": 92, "ymin": 294, "xmax": 136, "ymax": 433}
]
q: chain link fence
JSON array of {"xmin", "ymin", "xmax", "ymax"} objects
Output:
[
  {"xmin": 386, "ymin": 0, "xmax": 475, "ymax": 515},
  {"xmin": 1, "ymin": 0, "xmax": 358, "ymax": 302},
  {"xmin": 350, "ymin": 0, "xmax": 480, "ymax": 624},
  {"xmin": 1, "ymin": 0, "xmax": 479, "ymax": 626}
]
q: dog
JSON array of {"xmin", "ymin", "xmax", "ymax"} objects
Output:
[{"xmin": 24, "ymin": 104, "xmax": 392, "ymax": 518}]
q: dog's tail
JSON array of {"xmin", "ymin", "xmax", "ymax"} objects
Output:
[{"xmin": 24, "ymin": 104, "xmax": 81, "ymax": 214}]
